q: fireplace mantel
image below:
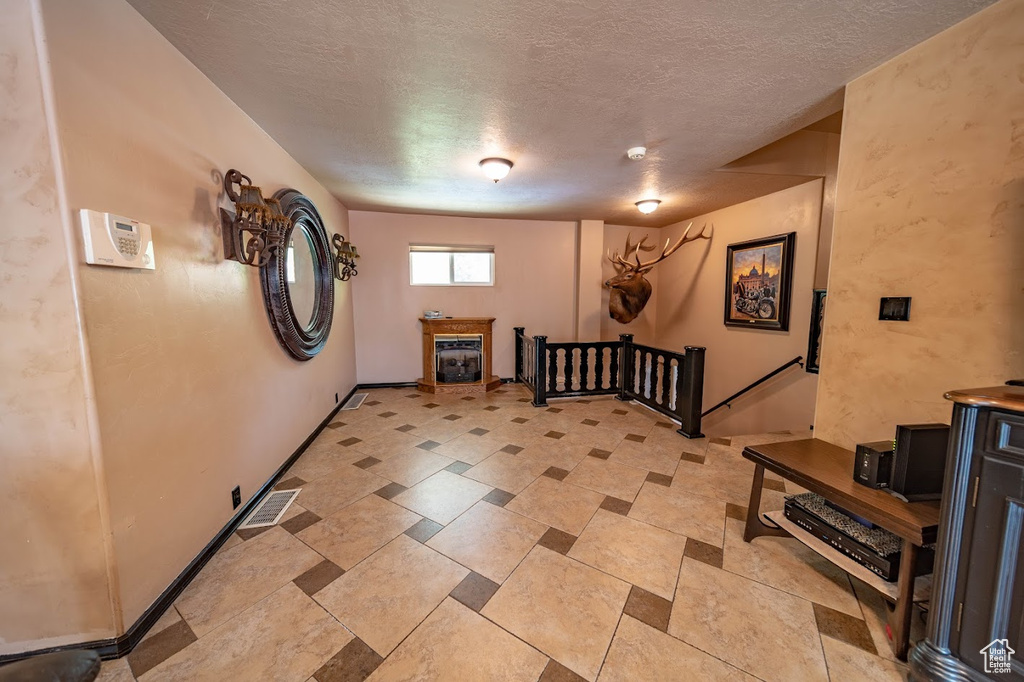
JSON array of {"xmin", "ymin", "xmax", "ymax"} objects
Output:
[{"xmin": 417, "ymin": 317, "xmax": 501, "ymax": 394}]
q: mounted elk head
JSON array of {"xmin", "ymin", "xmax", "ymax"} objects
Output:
[{"xmin": 604, "ymin": 222, "xmax": 712, "ymax": 324}]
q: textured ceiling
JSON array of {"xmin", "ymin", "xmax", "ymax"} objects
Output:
[{"xmin": 127, "ymin": 0, "xmax": 993, "ymax": 227}]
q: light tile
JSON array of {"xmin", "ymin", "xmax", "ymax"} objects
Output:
[
  {"xmin": 464, "ymin": 450, "xmax": 547, "ymax": 494},
  {"xmin": 505, "ymin": 476, "xmax": 604, "ymax": 535},
  {"xmin": 391, "ymin": 470, "xmax": 492, "ymax": 524},
  {"xmin": 598, "ymin": 615, "xmax": 757, "ymax": 682},
  {"xmin": 609, "ymin": 440, "xmax": 680, "ymax": 476},
  {"xmin": 141, "ymin": 584, "xmax": 350, "ymax": 682},
  {"xmin": 821, "ymin": 635, "xmax": 908, "ymax": 682},
  {"xmin": 628, "ymin": 483, "xmax": 727, "ymax": 548},
  {"xmin": 314, "ymin": 534, "xmax": 468, "ymax": 656},
  {"xmin": 568, "ymin": 510, "xmax": 685, "ymax": 600},
  {"xmin": 368, "ymin": 448, "xmax": 454, "ymax": 487},
  {"xmin": 293, "ymin": 464, "xmax": 388, "ymax": 518},
  {"xmin": 352, "ymin": 430, "xmax": 425, "ymax": 460},
  {"xmin": 670, "ymin": 558, "xmax": 828, "ymax": 682},
  {"xmin": 96, "ymin": 658, "xmax": 135, "ymax": 682},
  {"xmin": 432, "ymin": 432, "xmax": 509, "ymax": 464},
  {"xmin": 287, "ymin": 443, "xmax": 367, "ymax": 482},
  {"xmin": 174, "ymin": 526, "xmax": 322, "ymax": 637},
  {"xmin": 369, "ymin": 598, "xmax": 548, "ymax": 682},
  {"xmin": 722, "ymin": 518, "xmax": 861, "ymax": 617},
  {"xmin": 563, "ymin": 458, "xmax": 648, "ymax": 502},
  {"xmin": 297, "ymin": 494, "xmax": 421, "ymax": 570},
  {"xmin": 427, "ymin": 501, "xmax": 547, "ymax": 582},
  {"xmin": 483, "ymin": 547, "xmax": 631, "ymax": 681},
  {"xmin": 140, "ymin": 605, "xmax": 182, "ymax": 643}
]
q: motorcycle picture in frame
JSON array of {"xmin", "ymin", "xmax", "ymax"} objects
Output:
[{"xmin": 724, "ymin": 232, "xmax": 796, "ymax": 331}]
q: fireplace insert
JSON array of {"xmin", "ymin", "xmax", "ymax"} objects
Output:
[{"xmin": 434, "ymin": 334, "xmax": 483, "ymax": 383}]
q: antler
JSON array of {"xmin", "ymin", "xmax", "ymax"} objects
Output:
[
  {"xmin": 635, "ymin": 222, "xmax": 712, "ymax": 270},
  {"xmin": 607, "ymin": 233, "xmax": 657, "ymax": 272}
]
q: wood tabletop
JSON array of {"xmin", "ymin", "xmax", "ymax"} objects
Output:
[
  {"xmin": 742, "ymin": 438, "xmax": 941, "ymax": 545},
  {"xmin": 945, "ymin": 385, "xmax": 1024, "ymax": 412}
]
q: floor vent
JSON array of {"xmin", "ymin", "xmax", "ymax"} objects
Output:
[
  {"xmin": 341, "ymin": 392, "xmax": 369, "ymax": 410},
  {"xmin": 237, "ymin": 489, "xmax": 299, "ymax": 529}
]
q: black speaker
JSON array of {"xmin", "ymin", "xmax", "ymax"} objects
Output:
[
  {"xmin": 891, "ymin": 423, "xmax": 950, "ymax": 501},
  {"xmin": 854, "ymin": 440, "xmax": 894, "ymax": 489}
]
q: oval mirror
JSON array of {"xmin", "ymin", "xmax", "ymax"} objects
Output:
[{"xmin": 260, "ymin": 189, "xmax": 334, "ymax": 360}]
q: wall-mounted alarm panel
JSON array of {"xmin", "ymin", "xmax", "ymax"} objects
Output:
[{"xmin": 79, "ymin": 209, "xmax": 155, "ymax": 269}]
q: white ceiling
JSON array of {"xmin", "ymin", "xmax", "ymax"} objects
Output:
[{"xmin": 128, "ymin": 0, "xmax": 993, "ymax": 227}]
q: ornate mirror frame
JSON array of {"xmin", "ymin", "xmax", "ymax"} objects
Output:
[{"xmin": 260, "ymin": 188, "xmax": 335, "ymax": 361}]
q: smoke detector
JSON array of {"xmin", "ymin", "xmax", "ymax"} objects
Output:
[{"xmin": 626, "ymin": 147, "xmax": 647, "ymax": 161}]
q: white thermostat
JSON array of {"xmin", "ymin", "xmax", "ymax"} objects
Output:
[{"xmin": 79, "ymin": 209, "xmax": 155, "ymax": 269}]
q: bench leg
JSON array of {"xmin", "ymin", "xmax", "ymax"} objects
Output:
[
  {"xmin": 743, "ymin": 464, "xmax": 790, "ymax": 542},
  {"xmin": 888, "ymin": 539, "xmax": 918, "ymax": 661}
]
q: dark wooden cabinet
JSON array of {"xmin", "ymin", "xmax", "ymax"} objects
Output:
[{"xmin": 911, "ymin": 388, "xmax": 1024, "ymax": 681}]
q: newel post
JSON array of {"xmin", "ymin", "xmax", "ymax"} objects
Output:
[
  {"xmin": 513, "ymin": 327, "xmax": 525, "ymax": 382},
  {"xmin": 533, "ymin": 336, "xmax": 548, "ymax": 407},
  {"xmin": 677, "ymin": 346, "xmax": 706, "ymax": 439},
  {"xmin": 617, "ymin": 334, "xmax": 634, "ymax": 402}
]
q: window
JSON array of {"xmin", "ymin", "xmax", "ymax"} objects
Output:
[{"xmin": 409, "ymin": 245, "xmax": 494, "ymax": 286}]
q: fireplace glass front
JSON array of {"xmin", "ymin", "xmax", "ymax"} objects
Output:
[{"xmin": 434, "ymin": 334, "xmax": 483, "ymax": 384}]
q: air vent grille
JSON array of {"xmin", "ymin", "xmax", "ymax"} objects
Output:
[
  {"xmin": 237, "ymin": 489, "xmax": 299, "ymax": 529},
  {"xmin": 341, "ymin": 392, "xmax": 369, "ymax": 410}
]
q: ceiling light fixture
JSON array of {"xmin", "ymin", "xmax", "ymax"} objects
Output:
[
  {"xmin": 479, "ymin": 157, "xmax": 513, "ymax": 182},
  {"xmin": 635, "ymin": 199, "xmax": 661, "ymax": 215}
]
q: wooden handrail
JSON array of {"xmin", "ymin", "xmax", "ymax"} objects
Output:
[{"xmin": 702, "ymin": 356, "xmax": 804, "ymax": 418}]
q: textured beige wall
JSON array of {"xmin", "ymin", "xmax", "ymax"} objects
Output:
[
  {"xmin": 815, "ymin": 0, "xmax": 1024, "ymax": 449},
  {"xmin": 39, "ymin": 0, "xmax": 357, "ymax": 628},
  {"xmin": 576, "ymin": 220, "xmax": 605, "ymax": 341},
  {"xmin": 0, "ymin": 0, "xmax": 116, "ymax": 652},
  {"xmin": 653, "ymin": 181, "xmax": 823, "ymax": 437},
  {"xmin": 349, "ymin": 211, "xmax": 577, "ymax": 383},
  {"xmin": 601, "ymin": 225, "xmax": 661, "ymax": 346}
]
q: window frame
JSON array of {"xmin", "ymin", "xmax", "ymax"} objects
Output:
[{"xmin": 409, "ymin": 245, "xmax": 495, "ymax": 287}]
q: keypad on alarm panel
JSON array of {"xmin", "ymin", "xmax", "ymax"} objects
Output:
[{"xmin": 117, "ymin": 237, "xmax": 139, "ymax": 256}]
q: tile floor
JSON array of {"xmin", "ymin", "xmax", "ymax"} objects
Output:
[{"xmin": 96, "ymin": 386, "xmax": 918, "ymax": 682}]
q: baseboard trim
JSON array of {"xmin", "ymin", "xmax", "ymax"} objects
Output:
[
  {"xmin": 0, "ymin": 385, "xmax": 357, "ymax": 665},
  {"xmin": 356, "ymin": 379, "xmax": 516, "ymax": 389}
]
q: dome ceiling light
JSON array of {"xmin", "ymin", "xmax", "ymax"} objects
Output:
[
  {"xmin": 479, "ymin": 157, "xmax": 513, "ymax": 182},
  {"xmin": 635, "ymin": 199, "xmax": 661, "ymax": 214}
]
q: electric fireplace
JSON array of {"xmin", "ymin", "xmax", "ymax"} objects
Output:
[{"xmin": 418, "ymin": 317, "xmax": 500, "ymax": 394}]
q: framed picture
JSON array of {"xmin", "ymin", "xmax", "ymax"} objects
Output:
[
  {"xmin": 806, "ymin": 289, "xmax": 826, "ymax": 373},
  {"xmin": 724, "ymin": 232, "xmax": 796, "ymax": 331}
]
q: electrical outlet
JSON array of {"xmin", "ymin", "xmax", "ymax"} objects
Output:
[{"xmin": 231, "ymin": 486, "xmax": 241, "ymax": 509}]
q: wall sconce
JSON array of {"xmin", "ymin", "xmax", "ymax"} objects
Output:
[
  {"xmin": 332, "ymin": 233, "xmax": 360, "ymax": 281},
  {"xmin": 220, "ymin": 169, "xmax": 290, "ymax": 266}
]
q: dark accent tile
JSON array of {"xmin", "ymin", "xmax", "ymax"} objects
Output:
[
  {"xmin": 483, "ymin": 489, "xmax": 515, "ymax": 507},
  {"xmin": 444, "ymin": 414, "xmax": 463, "ymax": 421},
  {"xmin": 127, "ymin": 619, "xmax": 197, "ymax": 678},
  {"xmin": 546, "ymin": 407, "xmax": 563, "ymax": 414},
  {"xmin": 624, "ymin": 433, "xmax": 646, "ymax": 443},
  {"xmin": 600, "ymin": 496, "xmax": 632, "ymax": 516},
  {"xmin": 338, "ymin": 437, "xmax": 362, "ymax": 447},
  {"xmin": 710, "ymin": 436, "xmax": 732, "ymax": 446},
  {"xmin": 364, "ymin": 400, "xmax": 382, "ymax": 406},
  {"xmin": 424, "ymin": 402, "xmax": 441, "ymax": 409},
  {"xmin": 544, "ymin": 431, "xmax": 565, "ymax": 440},
  {"xmin": 543, "ymin": 466, "xmax": 570, "ymax": 481},
  {"xmin": 581, "ymin": 418, "xmax": 600, "ymax": 426},
  {"xmin": 417, "ymin": 440, "xmax": 441, "ymax": 451},
  {"xmin": 684, "ymin": 537, "xmax": 724, "ymax": 569},
  {"xmin": 763, "ymin": 478, "xmax": 787, "ymax": 492},
  {"xmin": 468, "ymin": 427, "xmax": 490, "ymax": 436},
  {"xmin": 725, "ymin": 502, "xmax": 748, "ymax": 521},
  {"xmin": 374, "ymin": 482, "xmax": 408, "ymax": 500},
  {"xmin": 313, "ymin": 636, "xmax": 383, "ymax": 682},
  {"xmin": 449, "ymin": 572, "xmax": 500, "ymax": 612},
  {"xmin": 813, "ymin": 603, "xmax": 877, "ymax": 655},
  {"xmin": 500, "ymin": 444, "xmax": 524, "ymax": 455},
  {"xmin": 511, "ymin": 417, "xmax": 530, "ymax": 424},
  {"xmin": 275, "ymin": 475, "xmax": 306, "ymax": 490},
  {"xmin": 328, "ymin": 421, "xmax": 347, "ymax": 429},
  {"xmin": 587, "ymin": 448, "xmax": 611, "ymax": 460},
  {"xmin": 680, "ymin": 451, "xmax": 706, "ymax": 464},
  {"xmin": 236, "ymin": 526, "xmax": 270, "ymax": 541},
  {"xmin": 444, "ymin": 461, "xmax": 473, "ymax": 474},
  {"xmin": 612, "ymin": 408, "xmax": 628, "ymax": 416},
  {"xmin": 395, "ymin": 424, "xmax": 416, "ymax": 432},
  {"xmin": 405, "ymin": 518, "xmax": 444, "ymax": 543},
  {"xmin": 406, "ymin": 393, "xmax": 422, "ymax": 398},
  {"xmin": 646, "ymin": 472, "xmax": 673, "ymax": 487},
  {"xmin": 293, "ymin": 559, "xmax": 345, "ymax": 597},
  {"xmin": 538, "ymin": 659, "xmax": 588, "ymax": 682},
  {"xmin": 280, "ymin": 510, "xmax": 321, "ymax": 535},
  {"xmin": 353, "ymin": 456, "xmax": 382, "ymax": 469},
  {"xmin": 378, "ymin": 411, "xmax": 397, "ymax": 418},
  {"xmin": 484, "ymin": 405, "xmax": 501, "ymax": 411},
  {"xmin": 537, "ymin": 528, "xmax": 577, "ymax": 555},
  {"xmin": 462, "ymin": 396, "xmax": 476, "ymax": 401},
  {"xmin": 622, "ymin": 585, "xmax": 672, "ymax": 633},
  {"xmin": 517, "ymin": 397, "xmax": 531, "ymax": 402},
  {"xmin": 655, "ymin": 421, "xmax": 674, "ymax": 429}
]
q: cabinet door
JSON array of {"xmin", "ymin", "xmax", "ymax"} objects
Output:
[{"xmin": 956, "ymin": 451, "xmax": 1024, "ymax": 678}]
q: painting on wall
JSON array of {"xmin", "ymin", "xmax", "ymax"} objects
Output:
[
  {"xmin": 806, "ymin": 289, "xmax": 826, "ymax": 373},
  {"xmin": 723, "ymin": 232, "xmax": 795, "ymax": 331}
]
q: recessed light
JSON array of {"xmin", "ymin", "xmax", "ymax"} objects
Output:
[
  {"xmin": 635, "ymin": 199, "xmax": 661, "ymax": 214},
  {"xmin": 479, "ymin": 158, "xmax": 513, "ymax": 182}
]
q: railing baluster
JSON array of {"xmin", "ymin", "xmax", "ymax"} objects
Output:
[
  {"xmin": 549, "ymin": 347, "xmax": 559, "ymax": 394},
  {"xmin": 660, "ymin": 353, "xmax": 671, "ymax": 407},
  {"xmin": 565, "ymin": 348, "xmax": 575, "ymax": 394},
  {"xmin": 594, "ymin": 346, "xmax": 605, "ymax": 390},
  {"xmin": 579, "ymin": 347, "xmax": 590, "ymax": 392},
  {"xmin": 610, "ymin": 344, "xmax": 619, "ymax": 391}
]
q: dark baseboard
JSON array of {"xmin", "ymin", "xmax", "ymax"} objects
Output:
[
  {"xmin": 0, "ymin": 384, "xmax": 358, "ymax": 665},
  {"xmin": 355, "ymin": 381, "xmax": 417, "ymax": 389}
]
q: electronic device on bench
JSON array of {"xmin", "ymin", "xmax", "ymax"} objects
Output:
[
  {"xmin": 890, "ymin": 424, "xmax": 950, "ymax": 501},
  {"xmin": 784, "ymin": 493, "xmax": 934, "ymax": 582},
  {"xmin": 854, "ymin": 440, "xmax": 894, "ymax": 489}
]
